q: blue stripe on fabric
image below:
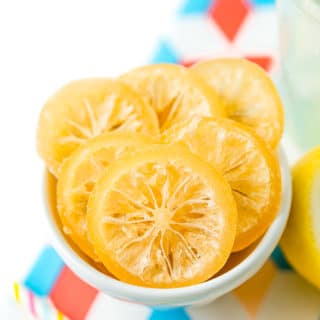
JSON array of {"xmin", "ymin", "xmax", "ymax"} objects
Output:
[
  {"xmin": 24, "ymin": 246, "xmax": 64, "ymax": 296},
  {"xmin": 150, "ymin": 40, "xmax": 179, "ymax": 64},
  {"xmin": 179, "ymin": 0, "xmax": 213, "ymax": 15},
  {"xmin": 250, "ymin": 0, "xmax": 275, "ymax": 6},
  {"xmin": 271, "ymin": 246, "xmax": 292, "ymax": 270},
  {"xmin": 149, "ymin": 307, "xmax": 190, "ymax": 320}
]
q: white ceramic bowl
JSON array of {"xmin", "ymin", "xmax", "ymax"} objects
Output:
[{"xmin": 44, "ymin": 147, "xmax": 291, "ymax": 308}]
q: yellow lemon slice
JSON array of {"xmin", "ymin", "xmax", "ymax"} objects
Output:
[
  {"xmin": 37, "ymin": 78, "xmax": 159, "ymax": 176},
  {"xmin": 191, "ymin": 58, "xmax": 284, "ymax": 149},
  {"xmin": 281, "ymin": 147, "xmax": 320, "ymax": 289},
  {"xmin": 162, "ymin": 117, "xmax": 281, "ymax": 251},
  {"xmin": 119, "ymin": 64, "xmax": 225, "ymax": 131},
  {"xmin": 57, "ymin": 132, "xmax": 154, "ymax": 261},
  {"xmin": 87, "ymin": 144, "xmax": 237, "ymax": 288}
]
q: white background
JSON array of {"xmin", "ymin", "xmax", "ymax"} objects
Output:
[{"xmin": 0, "ymin": 0, "xmax": 181, "ymax": 299}]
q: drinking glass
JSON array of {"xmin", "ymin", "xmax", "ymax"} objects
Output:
[{"xmin": 278, "ymin": 0, "xmax": 320, "ymax": 152}]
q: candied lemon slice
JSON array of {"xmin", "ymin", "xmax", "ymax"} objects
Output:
[
  {"xmin": 162, "ymin": 118, "xmax": 281, "ymax": 251},
  {"xmin": 87, "ymin": 145, "xmax": 237, "ymax": 288},
  {"xmin": 37, "ymin": 78, "xmax": 159, "ymax": 176},
  {"xmin": 192, "ymin": 58, "xmax": 284, "ymax": 149},
  {"xmin": 57, "ymin": 132, "xmax": 154, "ymax": 261},
  {"xmin": 119, "ymin": 64, "xmax": 225, "ymax": 131}
]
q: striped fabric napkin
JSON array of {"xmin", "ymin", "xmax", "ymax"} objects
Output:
[{"xmin": 13, "ymin": 246, "xmax": 320, "ymax": 319}]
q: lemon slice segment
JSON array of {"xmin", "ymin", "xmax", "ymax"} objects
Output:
[
  {"xmin": 37, "ymin": 78, "xmax": 159, "ymax": 176},
  {"xmin": 120, "ymin": 64, "xmax": 225, "ymax": 131},
  {"xmin": 192, "ymin": 58, "xmax": 284, "ymax": 149},
  {"xmin": 57, "ymin": 132, "xmax": 154, "ymax": 261},
  {"xmin": 88, "ymin": 145, "xmax": 237, "ymax": 288},
  {"xmin": 162, "ymin": 117, "xmax": 281, "ymax": 251}
]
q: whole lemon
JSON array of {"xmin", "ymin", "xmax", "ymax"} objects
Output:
[{"xmin": 281, "ymin": 146, "xmax": 320, "ymax": 288}]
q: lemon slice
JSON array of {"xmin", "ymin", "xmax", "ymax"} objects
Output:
[
  {"xmin": 87, "ymin": 144, "xmax": 237, "ymax": 288},
  {"xmin": 191, "ymin": 59, "xmax": 284, "ymax": 149},
  {"xmin": 37, "ymin": 78, "xmax": 159, "ymax": 176},
  {"xmin": 162, "ymin": 117, "xmax": 281, "ymax": 251},
  {"xmin": 119, "ymin": 64, "xmax": 225, "ymax": 131},
  {"xmin": 281, "ymin": 147, "xmax": 320, "ymax": 288},
  {"xmin": 57, "ymin": 132, "xmax": 154, "ymax": 261}
]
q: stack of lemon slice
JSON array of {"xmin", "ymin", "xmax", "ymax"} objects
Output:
[{"xmin": 37, "ymin": 59, "xmax": 283, "ymax": 288}]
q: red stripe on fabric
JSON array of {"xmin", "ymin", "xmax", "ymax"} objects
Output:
[
  {"xmin": 49, "ymin": 266, "xmax": 98, "ymax": 320},
  {"xmin": 245, "ymin": 56, "xmax": 273, "ymax": 72},
  {"xmin": 180, "ymin": 59, "xmax": 200, "ymax": 67}
]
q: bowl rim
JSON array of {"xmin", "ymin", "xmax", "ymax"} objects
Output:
[{"xmin": 44, "ymin": 146, "xmax": 292, "ymax": 305}]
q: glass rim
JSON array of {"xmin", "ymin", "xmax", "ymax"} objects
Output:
[{"xmin": 291, "ymin": 0, "xmax": 320, "ymax": 23}]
